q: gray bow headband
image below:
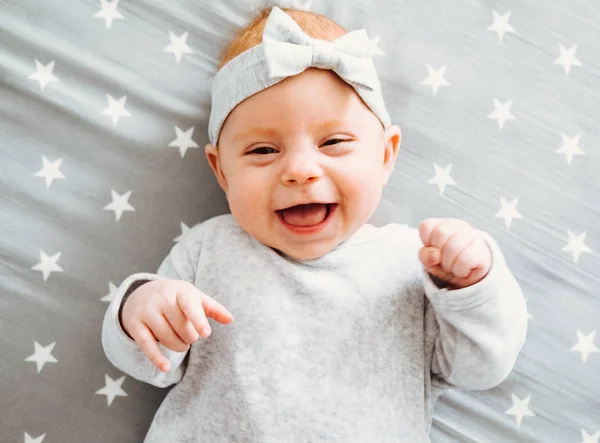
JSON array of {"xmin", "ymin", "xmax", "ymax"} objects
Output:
[{"xmin": 208, "ymin": 6, "xmax": 391, "ymax": 146}]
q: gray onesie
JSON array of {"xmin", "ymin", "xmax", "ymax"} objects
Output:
[{"xmin": 102, "ymin": 213, "xmax": 528, "ymax": 443}]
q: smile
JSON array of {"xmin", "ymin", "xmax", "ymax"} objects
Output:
[{"xmin": 276, "ymin": 203, "xmax": 337, "ymax": 236}]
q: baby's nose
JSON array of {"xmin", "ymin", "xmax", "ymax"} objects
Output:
[
  {"xmin": 284, "ymin": 174, "xmax": 318, "ymax": 185},
  {"xmin": 281, "ymin": 154, "xmax": 323, "ymax": 185}
]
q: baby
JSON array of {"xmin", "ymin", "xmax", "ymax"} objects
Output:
[{"xmin": 102, "ymin": 6, "xmax": 528, "ymax": 443}]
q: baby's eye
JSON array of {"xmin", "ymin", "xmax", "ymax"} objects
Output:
[
  {"xmin": 321, "ymin": 139, "xmax": 345, "ymax": 147},
  {"xmin": 248, "ymin": 147, "xmax": 278, "ymax": 155}
]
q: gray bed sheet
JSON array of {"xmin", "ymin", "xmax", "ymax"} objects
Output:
[{"xmin": 1, "ymin": 0, "xmax": 599, "ymax": 442}]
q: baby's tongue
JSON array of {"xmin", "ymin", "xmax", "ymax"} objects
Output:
[{"xmin": 281, "ymin": 203, "xmax": 328, "ymax": 227}]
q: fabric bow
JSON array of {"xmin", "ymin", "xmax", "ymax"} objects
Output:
[{"xmin": 262, "ymin": 7, "xmax": 378, "ymax": 91}]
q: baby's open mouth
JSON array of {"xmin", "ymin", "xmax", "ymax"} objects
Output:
[{"xmin": 276, "ymin": 203, "xmax": 336, "ymax": 228}]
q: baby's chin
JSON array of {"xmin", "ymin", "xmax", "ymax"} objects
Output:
[
  {"xmin": 265, "ymin": 228, "xmax": 355, "ymax": 261},
  {"xmin": 271, "ymin": 242, "xmax": 339, "ymax": 261}
]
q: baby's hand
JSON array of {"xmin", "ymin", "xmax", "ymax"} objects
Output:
[
  {"xmin": 418, "ymin": 218, "xmax": 491, "ymax": 289},
  {"xmin": 121, "ymin": 279, "xmax": 234, "ymax": 372}
]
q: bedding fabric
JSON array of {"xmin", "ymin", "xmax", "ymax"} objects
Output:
[{"xmin": 1, "ymin": 0, "xmax": 599, "ymax": 442}]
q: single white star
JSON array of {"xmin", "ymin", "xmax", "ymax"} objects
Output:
[
  {"xmin": 555, "ymin": 133, "xmax": 584, "ymax": 165},
  {"xmin": 102, "ymin": 94, "xmax": 131, "ymax": 126},
  {"xmin": 505, "ymin": 393, "xmax": 535, "ymax": 427},
  {"xmin": 25, "ymin": 342, "xmax": 57, "ymax": 373},
  {"xmin": 488, "ymin": 98, "xmax": 516, "ymax": 130},
  {"xmin": 421, "ymin": 65, "xmax": 450, "ymax": 97},
  {"xmin": 487, "ymin": 10, "xmax": 516, "ymax": 41},
  {"xmin": 31, "ymin": 250, "xmax": 63, "ymax": 281},
  {"xmin": 28, "ymin": 60, "xmax": 59, "ymax": 92},
  {"xmin": 581, "ymin": 429, "xmax": 600, "ymax": 443},
  {"xmin": 101, "ymin": 94, "xmax": 131, "ymax": 127},
  {"xmin": 104, "ymin": 190, "xmax": 135, "ymax": 221},
  {"xmin": 33, "ymin": 156, "xmax": 65, "ymax": 189},
  {"xmin": 94, "ymin": 0, "xmax": 124, "ymax": 30},
  {"xmin": 371, "ymin": 35, "xmax": 385, "ymax": 55},
  {"xmin": 554, "ymin": 44, "xmax": 582, "ymax": 76},
  {"xmin": 24, "ymin": 433, "xmax": 46, "ymax": 443},
  {"xmin": 571, "ymin": 330, "xmax": 599, "ymax": 363},
  {"xmin": 96, "ymin": 374, "xmax": 128, "ymax": 406},
  {"xmin": 428, "ymin": 163, "xmax": 457, "ymax": 196},
  {"xmin": 562, "ymin": 230, "xmax": 592, "ymax": 263},
  {"xmin": 174, "ymin": 222, "xmax": 191, "ymax": 242},
  {"xmin": 495, "ymin": 197, "xmax": 522, "ymax": 229},
  {"xmin": 164, "ymin": 30, "xmax": 193, "ymax": 65},
  {"xmin": 168, "ymin": 126, "xmax": 199, "ymax": 158},
  {"xmin": 101, "ymin": 281, "xmax": 119, "ymax": 302}
]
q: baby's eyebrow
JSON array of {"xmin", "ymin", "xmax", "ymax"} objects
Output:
[
  {"xmin": 312, "ymin": 119, "xmax": 352, "ymax": 132},
  {"xmin": 232, "ymin": 127, "xmax": 279, "ymax": 143}
]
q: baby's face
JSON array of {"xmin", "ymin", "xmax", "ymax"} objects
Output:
[{"xmin": 206, "ymin": 68, "xmax": 401, "ymax": 260}]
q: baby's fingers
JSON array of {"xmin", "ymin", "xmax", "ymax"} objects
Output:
[
  {"xmin": 419, "ymin": 246, "xmax": 441, "ymax": 270},
  {"xmin": 202, "ymin": 295, "xmax": 234, "ymax": 325},
  {"xmin": 163, "ymin": 301, "xmax": 200, "ymax": 345},
  {"xmin": 147, "ymin": 314, "xmax": 190, "ymax": 353},
  {"xmin": 131, "ymin": 324, "xmax": 170, "ymax": 373},
  {"xmin": 177, "ymin": 290, "xmax": 212, "ymax": 337}
]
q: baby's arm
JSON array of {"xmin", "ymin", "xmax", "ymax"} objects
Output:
[
  {"xmin": 101, "ymin": 228, "xmax": 205, "ymax": 388},
  {"xmin": 419, "ymin": 220, "xmax": 528, "ymax": 390}
]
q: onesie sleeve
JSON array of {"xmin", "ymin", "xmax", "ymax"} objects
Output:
[
  {"xmin": 101, "ymin": 225, "xmax": 205, "ymax": 388},
  {"xmin": 423, "ymin": 232, "xmax": 528, "ymax": 390}
]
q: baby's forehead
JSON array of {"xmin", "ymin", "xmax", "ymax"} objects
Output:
[
  {"xmin": 231, "ymin": 115, "xmax": 363, "ymax": 139},
  {"xmin": 224, "ymin": 110, "xmax": 385, "ymax": 149},
  {"xmin": 230, "ymin": 70, "xmax": 377, "ymax": 117}
]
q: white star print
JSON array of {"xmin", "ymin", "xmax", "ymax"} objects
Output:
[
  {"xmin": 495, "ymin": 197, "xmax": 522, "ymax": 229},
  {"xmin": 428, "ymin": 163, "xmax": 457, "ymax": 196},
  {"xmin": 555, "ymin": 133, "xmax": 584, "ymax": 165},
  {"xmin": 25, "ymin": 342, "xmax": 57, "ymax": 373},
  {"xmin": 174, "ymin": 222, "xmax": 191, "ymax": 242},
  {"xmin": 164, "ymin": 30, "xmax": 193, "ymax": 65},
  {"xmin": 554, "ymin": 44, "xmax": 582, "ymax": 76},
  {"xmin": 33, "ymin": 157, "xmax": 65, "ymax": 189},
  {"xmin": 562, "ymin": 230, "xmax": 592, "ymax": 263},
  {"xmin": 94, "ymin": 0, "xmax": 124, "ymax": 30},
  {"xmin": 505, "ymin": 393, "xmax": 535, "ymax": 427},
  {"xmin": 31, "ymin": 250, "xmax": 63, "ymax": 281},
  {"xmin": 371, "ymin": 35, "xmax": 385, "ymax": 55},
  {"xmin": 24, "ymin": 433, "xmax": 46, "ymax": 443},
  {"xmin": 421, "ymin": 65, "xmax": 450, "ymax": 97},
  {"xmin": 96, "ymin": 374, "xmax": 128, "ymax": 406},
  {"xmin": 28, "ymin": 60, "xmax": 59, "ymax": 92},
  {"xmin": 488, "ymin": 98, "xmax": 516, "ymax": 130},
  {"xmin": 582, "ymin": 429, "xmax": 600, "ymax": 443},
  {"xmin": 571, "ymin": 330, "xmax": 599, "ymax": 363},
  {"xmin": 104, "ymin": 190, "xmax": 135, "ymax": 221},
  {"xmin": 101, "ymin": 282, "xmax": 119, "ymax": 303},
  {"xmin": 168, "ymin": 126, "xmax": 199, "ymax": 158},
  {"xmin": 487, "ymin": 10, "xmax": 516, "ymax": 42},
  {"xmin": 101, "ymin": 94, "xmax": 131, "ymax": 127}
]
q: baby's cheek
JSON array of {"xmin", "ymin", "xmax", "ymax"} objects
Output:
[
  {"xmin": 231, "ymin": 181, "xmax": 270, "ymax": 218},
  {"xmin": 356, "ymin": 170, "xmax": 385, "ymax": 212},
  {"xmin": 227, "ymin": 183, "xmax": 253, "ymax": 214},
  {"xmin": 343, "ymin": 178, "xmax": 375, "ymax": 212}
]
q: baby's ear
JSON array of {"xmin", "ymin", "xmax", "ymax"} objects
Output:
[
  {"xmin": 205, "ymin": 143, "xmax": 229, "ymax": 193},
  {"xmin": 382, "ymin": 125, "xmax": 402, "ymax": 186}
]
